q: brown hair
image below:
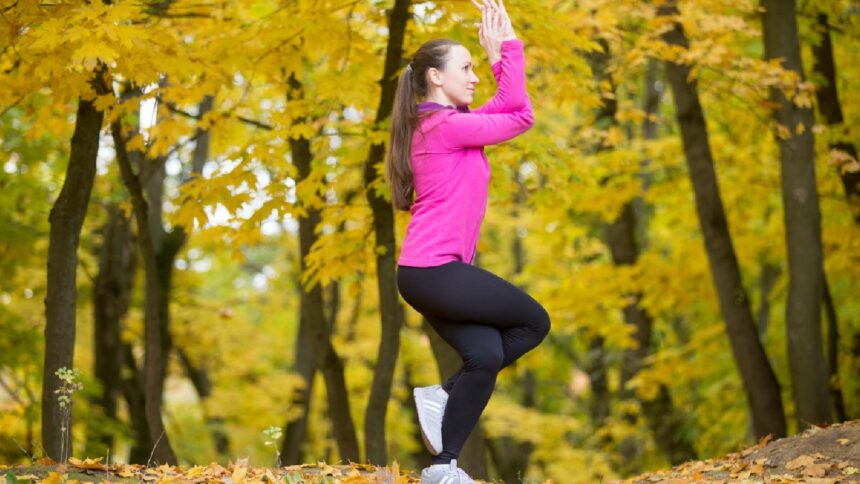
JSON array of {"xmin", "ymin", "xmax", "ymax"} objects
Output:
[{"xmin": 385, "ymin": 38, "xmax": 461, "ymax": 211}]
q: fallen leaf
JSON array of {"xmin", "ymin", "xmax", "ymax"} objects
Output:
[
  {"xmin": 264, "ymin": 469, "xmax": 277, "ymax": 483},
  {"xmin": 803, "ymin": 463, "xmax": 829, "ymax": 477},
  {"xmin": 68, "ymin": 457, "xmax": 108, "ymax": 471},
  {"xmin": 837, "ymin": 438, "xmax": 850, "ymax": 446},
  {"xmin": 786, "ymin": 455, "xmax": 815, "ymax": 470},
  {"xmin": 41, "ymin": 472, "xmax": 63, "ymax": 484},
  {"xmin": 185, "ymin": 466, "xmax": 206, "ymax": 478},
  {"xmin": 757, "ymin": 433, "xmax": 774, "ymax": 448},
  {"xmin": 231, "ymin": 466, "xmax": 247, "ymax": 484}
]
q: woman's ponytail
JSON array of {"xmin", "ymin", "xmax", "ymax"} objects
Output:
[{"xmin": 385, "ymin": 39, "xmax": 460, "ymax": 212}]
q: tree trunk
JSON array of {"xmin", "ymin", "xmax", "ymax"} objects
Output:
[
  {"xmin": 111, "ymin": 115, "xmax": 177, "ymax": 465},
  {"xmin": 176, "ymin": 349, "xmax": 230, "ymax": 455},
  {"xmin": 280, "ymin": 310, "xmax": 317, "ymax": 465},
  {"xmin": 659, "ymin": 1, "xmax": 786, "ymax": 438},
  {"xmin": 822, "ymin": 276, "xmax": 847, "ymax": 421},
  {"xmin": 363, "ymin": 0, "xmax": 412, "ymax": 465},
  {"xmin": 811, "ymin": 13, "xmax": 860, "ymax": 223},
  {"xmin": 121, "ymin": 343, "xmax": 153, "ymax": 464},
  {"xmin": 152, "ymin": 94, "xmax": 232, "ymax": 455},
  {"xmin": 42, "ymin": 65, "xmax": 109, "ymax": 462},
  {"xmin": 761, "ymin": 0, "xmax": 832, "ymax": 429},
  {"xmin": 90, "ymin": 203, "xmax": 136, "ymax": 457},
  {"xmin": 809, "ymin": 9, "xmax": 853, "ymax": 425},
  {"xmin": 288, "ymin": 72, "xmax": 360, "ymax": 464},
  {"xmin": 281, "ymin": 213, "xmax": 353, "ymax": 463}
]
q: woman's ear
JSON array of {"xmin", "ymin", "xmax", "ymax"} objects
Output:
[{"xmin": 427, "ymin": 67, "xmax": 442, "ymax": 87}]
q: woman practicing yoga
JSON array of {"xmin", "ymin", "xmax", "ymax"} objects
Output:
[{"xmin": 384, "ymin": 0, "xmax": 551, "ymax": 482}]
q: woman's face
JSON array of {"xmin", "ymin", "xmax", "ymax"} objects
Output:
[{"xmin": 428, "ymin": 45, "xmax": 480, "ymax": 106}]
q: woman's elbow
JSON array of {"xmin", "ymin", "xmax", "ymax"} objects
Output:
[{"xmin": 522, "ymin": 109, "xmax": 535, "ymax": 129}]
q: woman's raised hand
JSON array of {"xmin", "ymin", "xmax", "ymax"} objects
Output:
[
  {"xmin": 471, "ymin": 0, "xmax": 517, "ymax": 64},
  {"xmin": 493, "ymin": 0, "xmax": 517, "ymax": 41}
]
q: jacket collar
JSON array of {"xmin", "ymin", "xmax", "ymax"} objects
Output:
[{"xmin": 417, "ymin": 101, "xmax": 470, "ymax": 113}]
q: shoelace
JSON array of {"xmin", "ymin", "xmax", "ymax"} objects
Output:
[{"xmin": 449, "ymin": 459, "xmax": 467, "ymax": 484}]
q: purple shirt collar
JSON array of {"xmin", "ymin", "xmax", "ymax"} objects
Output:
[{"xmin": 417, "ymin": 101, "xmax": 471, "ymax": 113}]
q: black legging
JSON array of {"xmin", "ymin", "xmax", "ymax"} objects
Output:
[{"xmin": 396, "ymin": 260, "xmax": 551, "ymax": 465}]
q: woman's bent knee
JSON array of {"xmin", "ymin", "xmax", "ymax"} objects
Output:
[
  {"xmin": 464, "ymin": 349, "xmax": 505, "ymax": 372},
  {"xmin": 530, "ymin": 306, "xmax": 551, "ymax": 338}
]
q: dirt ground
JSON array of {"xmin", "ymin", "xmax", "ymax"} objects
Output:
[{"xmin": 624, "ymin": 419, "xmax": 860, "ymax": 483}]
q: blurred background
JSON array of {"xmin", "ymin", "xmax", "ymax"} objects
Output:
[{"xmin": 0, "ymin": 0, "xmax": 857, "ymax": 482}]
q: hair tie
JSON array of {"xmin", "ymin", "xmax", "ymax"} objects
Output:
[{"xmin": 406, "ymin": 63, "xmax": 414, "ymax": 74}]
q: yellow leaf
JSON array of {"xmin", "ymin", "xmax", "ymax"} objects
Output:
[
  {"xmin": 71, "ymin": 42, "xmax": 118, "ymax": 72},
  {"xmin": 186, "ymin": 466, "xmax": 206, "ymax": 477},
  {"xmin": 69, "ymin": 457, "xmax": 108, "ymax": 471},
  {"xmin": 42, "ymin": 472, "xmax": 65, "ymax": 484},
  {"xmin": 231, "ymin": 466, "xmax": 247, "ymax": 484}
]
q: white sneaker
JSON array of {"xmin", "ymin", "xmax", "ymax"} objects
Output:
[
  {"xmin": 420, "ymin": 458, "xmax": 478, "ymax": 483},
  {"xmin": 413, "ymin": 384, "xmax": 448, "ymax": 455}
]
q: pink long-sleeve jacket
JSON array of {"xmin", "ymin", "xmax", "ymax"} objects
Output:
[{"xmin": 397, "ymin": 39, "xmax": 534, "ymax": 267}]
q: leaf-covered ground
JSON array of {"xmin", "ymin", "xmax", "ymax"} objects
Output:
[
  {"xmin": 0, "ymin": 458, "xmax": 423, "ymax": 484},
  {"xmin": 624, "ymin": 419, "xmax": 860, "ymax": 483},
  {"xmin": 2, "ymin": 420, "xmax": 858, "ymax": 483}
]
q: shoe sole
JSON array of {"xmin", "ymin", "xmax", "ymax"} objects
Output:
[{"xmin": 414, "ymin": 387, "xmax": 443, "ymax": 455}]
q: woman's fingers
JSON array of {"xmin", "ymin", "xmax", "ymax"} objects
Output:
[{"xmin": 499, "ymin": 0, "xmax": 509, "ymax": 25}]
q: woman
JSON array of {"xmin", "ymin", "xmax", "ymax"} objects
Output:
[{"xmin": 385, "ymin": 0, "xmax": 550, "ymax": 482}]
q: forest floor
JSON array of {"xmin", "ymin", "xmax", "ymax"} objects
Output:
[
  {"xmin": 624, "ymin": 419, "xmax": 860, "ymax": 483},
  {"xmin": 1, "ymin": 420, "xmax": 858, "ymax": 483}
]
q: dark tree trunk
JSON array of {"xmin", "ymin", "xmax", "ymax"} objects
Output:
[
  {"xmin": 176, "ymin": 349, "xmax": 230, "ymax": 455},
  {"xmin": 363, "ymin": 0, "xmax": 412, "ymax": 465},
  {"xmin": 42, "ymin": 65, "xmax": 109, "ymax": 462},
  {"xmin": 762, "ymin": 0, "xmax": 832, "ymax": 429},
  {"xmin": 288, "ymin": 72, "xmax": 360, "ymax": 464},
  {"xmin": 613, "ymin": 55, "xmax": 697, "ymax": 467},
  {"xmin": 90, "ymin": 203, "xmax": 136, "ymax": 457},
  {"xmin": 609, "ymin": 204, "xmax": 698, "ymax": 467},
  {"xmin": 756, "ymin": 262, "xmax": 781, "ymax": 340},
  {"xmin": 659, "ymin": 1, "xmax": 786, "ymax": 438},
  {"xmin": 822, "ymin": 276, "xmax": 847, "ymax": 422},
  {"xmin": 809, "ymin": 9, "xmax": 853, "ymax": 425},
  {"xmin": 281, "ymin": 213, "xmax": 353, "ymax": 464},
  {"xmin": 811, "ymin": 13, "xmax": 860, "ymax": 222},
  {"xmin": 151, "ymin": 94, "xmax": 231, "ymax": 455},
  {"xmin": 121, "ymin": 343, "xmax": 153, "ymax": 464},
  {"xmin": 280, "ymin": 310, "xmax": 317, "ymax": 465},
  {"xmin": 111, "ymin": 115, "xmax": 177, "ymax": 465},
  {"xmin": 580, "ymin": 40, "xmax": 614, "ymax": 442}
]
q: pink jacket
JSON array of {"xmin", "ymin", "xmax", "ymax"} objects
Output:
[{"xmin": 397, "ymin": 39, "xmax": 534, "ymax": 267}]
